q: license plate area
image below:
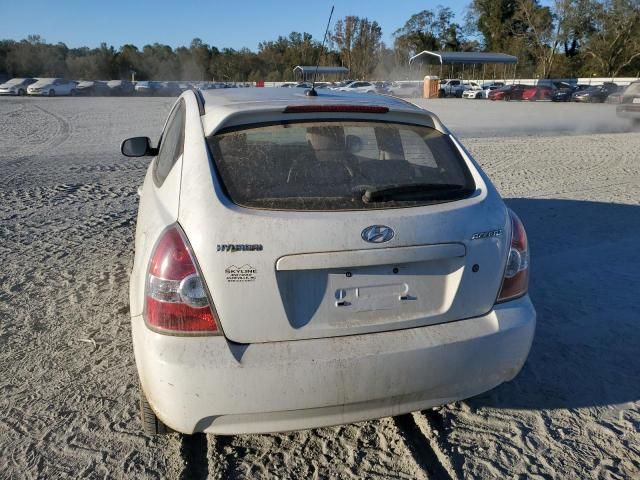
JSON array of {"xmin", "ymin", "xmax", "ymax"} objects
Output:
[{"xmin": 276, "ymin": 258, "xmax": 465, "ymax": 330}]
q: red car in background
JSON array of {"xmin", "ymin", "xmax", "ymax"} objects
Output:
[
  {"xmin": 488, "ymin": 84, "xmax": 527, "ymax": 101},
  {"xmin": 522, "ymin": 85, "xmax": 554, "ymax": 101}
]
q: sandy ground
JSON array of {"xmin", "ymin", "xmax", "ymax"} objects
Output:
[{"xmin": 0, "ymin": 96, "xmax": 638, "ymax": 479}]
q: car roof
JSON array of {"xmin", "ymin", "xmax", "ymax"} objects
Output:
[
  {"xmin": 200, "ymin": 87, "xmax": 423, "ymax": 114},
  {"xmin": 198, "ymin": 87, "xmax": 443, "ymax": 135}
]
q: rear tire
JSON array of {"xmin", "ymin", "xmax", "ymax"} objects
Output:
[
  {"xmin": 18, "ymin": 89, "xmax": 25, "ymax": 96},
  {"xmin": 49, "ymin": 89, "xmax": 55, "ymax": 97},
  {"xmin": 139, "ymin": 385, "xmax": 172, "ymax": 435}
]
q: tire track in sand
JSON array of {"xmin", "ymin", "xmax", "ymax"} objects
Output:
[{"xmin": 393, "ymin": 413, "xmax": 453, "ymax": 480}]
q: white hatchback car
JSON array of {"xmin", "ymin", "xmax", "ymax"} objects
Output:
[
  {"xmin": 122, "ymin": 88, "xmax": 536, "ymax": 435},
  {"xmin": 27, "ymin": 78, "xmax": 77, "ymax": 96}
]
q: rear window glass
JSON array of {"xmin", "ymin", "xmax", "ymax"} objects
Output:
[
  {"xmin": 625, "ymin": 83, "xmax": 640, "ymax": 95},
  {"xmin": 207, "ymin": 121, "xmax": 475, "ymax": 211}
]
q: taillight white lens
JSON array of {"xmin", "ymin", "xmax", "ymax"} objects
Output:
[
  {"xmin": 144, "ymin": 225, "xmax": 221, "ymax": 335},
  {"xmin": 497, "ymin": 209, "xmax": 529, "ymax": 303}
]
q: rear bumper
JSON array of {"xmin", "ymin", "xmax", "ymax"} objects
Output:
[
  {"xmin": 132, "ymin": 295, "xmax": 536, "ymax": 434},
  {"xmin": 617, "ymin": 104, "xmax": 640, "ymax": 119}
]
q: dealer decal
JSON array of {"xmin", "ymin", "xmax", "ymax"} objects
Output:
[{"xmin": 225, "ymin": 265, "xmax": 257, "ymax": 283}]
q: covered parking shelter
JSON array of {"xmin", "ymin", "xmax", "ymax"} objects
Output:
[
  {"xmin": 408, "ymin": 51, "xmax": 518, "ymax": 82},
  {"xmin": 293, "ymin": 66, "xmax": 349, "ymax": 82}
]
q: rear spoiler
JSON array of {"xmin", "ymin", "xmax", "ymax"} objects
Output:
[{"xmin": 191, "ymin": 88, "xmax": 205, "ymax": 116}]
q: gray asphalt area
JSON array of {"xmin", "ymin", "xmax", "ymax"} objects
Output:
[{"xmin": 0, "ymin": 95, "xmax": 638, "ymax": 479}]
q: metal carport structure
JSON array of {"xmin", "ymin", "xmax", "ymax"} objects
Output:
[
  {"xmin": 408, "ymin": 51, "xmax": 518, "ymax": 82},
  {"xmin": 293, "ymin": 66, "xmax": 349, "ymax": 82}
]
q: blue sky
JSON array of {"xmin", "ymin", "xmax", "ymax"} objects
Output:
[{"xmin": 0, "ymin": 0, "xmax": 472, "ymax": 50}]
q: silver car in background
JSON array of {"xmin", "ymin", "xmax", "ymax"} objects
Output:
[
  {"xmin": 0, "ymin": 77, "xmax": 37, "ymax": 96},
  {"xmin": 106, "ymin": 80, "xmax": 135, "ymax": 96},
  {"xmin": 27, "ymin": 78, "xmax": 77, "ymax": 96}
]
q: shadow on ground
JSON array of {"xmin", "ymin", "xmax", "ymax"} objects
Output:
[{"xmin": 470, "ymin": 198, "xmax": 640, "ymax": 410}]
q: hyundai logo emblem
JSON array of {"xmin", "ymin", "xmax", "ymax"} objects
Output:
[{"xmin": 361, "ymin": 225, "xmax": 394, "ymax": 243}]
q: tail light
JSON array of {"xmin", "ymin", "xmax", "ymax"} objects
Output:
[
  {"xmin": 144, "ymin": 225, "xmax": 221, "ymax": 335},
  {"xmin": 496, "ymin": 209, "xmax": 529, "ymax": 303}
]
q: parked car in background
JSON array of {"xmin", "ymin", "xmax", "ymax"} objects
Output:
[
  {"xmin": 572, "ymin": 83, "xmax": 618, "ymax": 103},
  {"xmin": 551, "ymin": 84, "xmax": 588, "ymax": 102},
  {"xmin": 107, "ymin": 80, "xmax": 135, "ymax": 96},
  {"xmin": 605, "ymin": 86, "xmax": 626, "ymax": 104},
  {"xmin": 156, "ymin": 82, "xmax": 182, "ymax": 97},
  {"xmin": 74, "ymin": 80, "xmax": 110, "ymax": 96},
  {"xmin": 522, "ymin": 85, "xmax": 554, "ymax": 101},
  {"xmin": 616, "ymin": 81, "xmax": 640, "ymax": 124},
  {"xmin": 454, "ymin": 81, "xmax": 481, "ymax": 98},
  {"xmin": 135, "ymin": 81, "xmax": 162, "ymax": 96},
  {"xmin": 388, "ymin": 81, "xmax": 423, "ymax": 97},
  {"xmin": 330, "ymin": 80, "xmax": 355, "ymax": 89},
  {"xmin": 337, "ymin": 81, "xmax": 377, "ymax": 93},
  {"xmin": 439, "ymin": 79, "xmax": 462, "ymax": 97},
  {"xmin": 0, "ymin": 77, "xmax": 37, "ymax": 96},
  {"xmin": 177, "ymin": 83, "xmax": 194, "ymax": 93},
  {"xmin": 463, "ymin": 84, "xmax": 498, "ymax": 99},
  {"xmin": 489, "ymin": 84, "xmax": 527, "ymax": 101},
  {"xmin": 27, "ymin": 78, "xmax": 77, "ymax": 96},
  {"xmin": 373, "ymin": 81, "xmax": 391, "ymax": 94},
  {"xmin": 121, "ymin": 87, "xmax": 535, "ymax": 435}
]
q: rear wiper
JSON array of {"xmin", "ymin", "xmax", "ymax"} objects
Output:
[{"xmin": 361, "ymin": 183, "xmax": 469, "ymax": 203}]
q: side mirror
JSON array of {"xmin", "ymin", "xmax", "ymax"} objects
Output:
[{"xmin": 121, "ymin": 136, "xmax": 156, "ymax": 157}]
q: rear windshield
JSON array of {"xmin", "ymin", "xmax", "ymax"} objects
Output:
[
  {"xmin": 625, "ymin": 83, "xmax": 640, "ymax": 95},
  {"xmin": 207, "ymin": 121, "xmax": 475, "ymax": 211}
]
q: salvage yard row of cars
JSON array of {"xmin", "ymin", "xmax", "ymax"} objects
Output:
[
  {"xmin": 0, "ymin": 78, "xmax": 244, "ymax": 97},
  {"xmin": 1, "ymin": 76, "xmax": 638, "ymax": 113}
]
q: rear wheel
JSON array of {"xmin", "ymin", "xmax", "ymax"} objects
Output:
[
  {"xmin": 49, "ymin": 89, "xmax": 55, "ymax": 97},
  {"xmin": 18, "ymin": 88, "xmax": 25, "ymax": 96},
  {"xmin": 139, "ymin": 385, "xmax": 172, "ymax": 435}
]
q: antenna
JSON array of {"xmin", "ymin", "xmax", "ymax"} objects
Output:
[{"xmin": 306, "ymin": 5, "xmax": 334, "ymax": 97}]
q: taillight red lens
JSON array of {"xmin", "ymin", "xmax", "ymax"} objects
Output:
[
  {"xmin": 496, "ymin": 209, "xmax": 530, "ymax": 303},
  {"xmin": 144, "ymin": 225, "xmax": 220, "ymax": 335}
]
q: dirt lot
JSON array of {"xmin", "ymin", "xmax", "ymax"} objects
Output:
[{"xmin": 0, "ymin": 96, "xmax": 638, "ymax": 479}]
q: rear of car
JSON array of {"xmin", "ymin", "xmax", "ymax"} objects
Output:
[
  {"xmin": 127, "ymin": 90, "xmax": 536, "ymax": 435},
  {"xmin": 617, "ymin": 81, "xmax": 640, "ymax": 123}
]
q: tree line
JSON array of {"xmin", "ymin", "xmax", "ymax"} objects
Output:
[{"xmin": 1, "ymin": 0, "xmax": 638, "ymax": 82}]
